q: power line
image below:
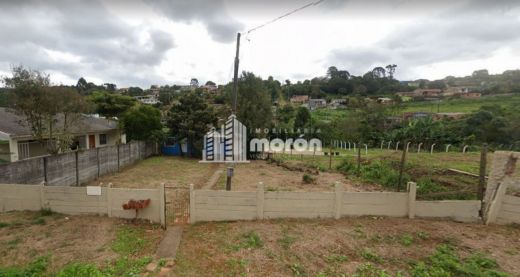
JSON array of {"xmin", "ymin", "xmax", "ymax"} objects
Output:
[{"xmin": 245, "ymin": 0, "xmax": 325, "ymax": 35}]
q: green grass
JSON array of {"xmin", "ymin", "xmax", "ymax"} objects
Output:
[
  {"xmin": 401, "ymin": 94, "xmax": 520, "ymax": 113},
  {"xmin": 0, "ymin": 256, "xmax": 49, "ymax": 276},
  {"xmin": 111, "ymin": 226, "xmax": 148, "ymax": 256}
]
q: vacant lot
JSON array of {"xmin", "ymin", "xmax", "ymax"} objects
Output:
[
  {"xmin": 174, "ymin": 217, "xmax": 520, "ymax": 276},
  {"xmin": 213, "ymin": 160, "xmax": 382, "ymax": 192},
  {"xmin": 88, "ymin": 156, "xmax": 220, "ymax": 189},
  {"xmin": 0, "ymin": 211, "xmax": 164, "ymax": 276}
]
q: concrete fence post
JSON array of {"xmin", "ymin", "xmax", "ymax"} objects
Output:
[
  {"xmin": 107, "ymin": 183, "xmax": 113, "ymax": 217},
  {"xmin": 42, "ymin": 157, "xmax": 48, "ymax": 184},
  {"xmin": 257, "ymin": 182, "xmax": 265, "ymax": 220},
  {"xmin": 407, "ymin": 182, "xmax": 417, "ymax": 219},
  {"xmin": 189, "ymin": 184, "xmax": 195, "ymax": 224},
  {"xmin": 75, "ymin": 151, "xmax": 79, "ymax": 186},
  {"xmin": 117, "ymin": 144, "xmax": 120, "ymax": 171},
  {"xmin": 40, "ymin": 181, "xmax": 46, "ymax": 209},
  {"xmin": 334, "ymin": 182, "xmax": 342, "ymax": 219},
  {"xmin": 159, "ymin": 183, "xmax": 166, "ymax": 228},
  {"xmin": 485, "ymin": 179, "xmax": 510, "ymax": 224}
]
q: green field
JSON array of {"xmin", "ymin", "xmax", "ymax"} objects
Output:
[{"xmin": 401, "ymin": 94, "xmax": 520, "ymax": 113}]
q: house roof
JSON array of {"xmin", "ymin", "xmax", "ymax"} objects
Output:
[{"xmin": 0, "ymin": 108, "xmax": 119, "ymax": 139}]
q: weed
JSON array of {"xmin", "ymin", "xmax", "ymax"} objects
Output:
[
  {"xmin": 104, "ymin": 255, "xmax": 153, "ymax": 276},
  {"xmin": 360, "ymin": 248, "xmax": 383, "ymax": 263},
  {"xmin": 326, "ymin": 253, "xmax": 348, "ymax": 264},
  {"xmin": 288, "ymin": 263, "xmax": 307, "ymax": 276},
  {"xmin": 56, "ymin": 263, "xmax": 103, "ymax": 277},
  {"xmin": 0, "ymin": 255, "xmax": 49, "ymax": 276},
  {"xmin": 278, "ymin": 232, "xmax": 297, "ymax": 250},
  {"xmin": 32, "ymin": 217, "xmax": 46, "ymax": 225},
  {"xmin": 352, "ymin": 263, "xmax": 393, "ymax": 277},
  {"xmin": 302, "ymin": 173, "xmax": 316, "ymax": 184},
  {"xmin": 400, "ymin": 234, "xmax": 414, "ymax": 247},
  {"xmin": 158, "ymin": 258, "xmax": 167, "ymax": 267},
  {"xmin": 111, "ymin": 226, "xmax": 147, "ymax": 255},
  {"xmin": 336, "ymin": 159, "xmax": 355, "ymax": 174},
  {"xmin": 417, "ymin": 231, "xmax": 429, "ymax": 240},
  {"xmin": 227, "ymin": 258, "xmax": 248, "ymax": 276},
  {"xmin": 7, "ymin": 237, "xmax": 22, "ymax": 249},
  {"xmin": 411, "ymin": 244, "xmax": 511, "ymax": 277},
  {"xmin": 242, "ymin": 231, "xmax": 264, "ymax": 249},
  {"xmin": 0, "ymin": 222, "xmax": 8, "ymax": 228},
  {"xmin": 39, "ymin": 208, "xmax": 54, "ymax": 217}
]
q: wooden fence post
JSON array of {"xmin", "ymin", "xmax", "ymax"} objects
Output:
[
  {"xmin": 329, "ymin": 145, "xmax": 333, "ymax": 170},
  {"xmin": 334, "ymin": 182, "xmax": 342, "ymax": 219},
  {"xmin": 356, "ymin": 146, "xmax": 361, "ymax": 176},
  {"xmin": 257, "ymin": 182, "xmax": 264, "ymax": 220},
  {"xmin": 117, "ymin": 144, "xmax": 120, "ymax": 172},
  {"xmin": 397, "ymin": 145, "xmax": 407, "ymax": 192},
  {"xmin": 159, "ymin": 183, "xmax": 166, "ymax": 228},
  {"xmin": 97, "ymin": 148, "xmax": 100, "ymax": 179},
  {"xmin": 40, "ymin": 181, "xmax": 46, "ymax": 209},
  {"xmin": 43, "ymin": 156, "xmax": 48, "ymax": 184},
  {"xmin": 407, "ymin": 182, "xmax": 417, "ymax": 219},
  {"xmin": 189, "ymin": 184, "xmax": 195, "ymax": 224},
  {"xmin": 478, "ymin": 144, "xmax": 488, "ymax": 202}
]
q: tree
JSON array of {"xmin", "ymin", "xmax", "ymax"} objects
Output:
[
  {"xmin": 385, "ymin": 64, "xmax": 397, "ymax": 79},
  {"xmin": 3, "ymin": 66, "xmax": 89, "ymax": 154},
  {"xmin": 205, "ymin": 81, "xmax": 216, "ymax": 86},
  {"xmin": 89, "ymin": 91, "xmax": 136, "ymax": 119},
  {"xmin": 126, "ymin": 87, "xmax": 144, "ymax": 96},
  {"xmin": 120, "ymin": 105, "xmax": 163, "ymax": 142},
  {"xmin": 233, "ymin": 72, "xmax": 272, "ymax": 132},
  {"xmin": 294, "ymin": 107, "xmax": 311, "ymax": 130},
  {"xmin": 327, "ymin": 66, "xmax": 339, "ymax": 79},
  {"xmin": 167, "ymin": 92, "xmax": 217, "ymax": 156},
  {"xmin": 372, "ymin": 67, "xmax": 386, "ymax": 78}
]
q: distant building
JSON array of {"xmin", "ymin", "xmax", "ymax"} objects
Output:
[
  {"xmin": 290, "ymin": 95, "xmax": 309, "ymax": 105},
  {"xmin": 309, "ymin": 98, "xmax": 327, "ymax": 110},
  {"xmin": 329, "ymin": 98, "xmax": 347, "ymax": 109},
  {"xmin": 461, "ymin": 92, "xmax": 481, "ymax": 99},
  {"xmin": 0, "ymin": 108, "xmax": 125, "ymax": 162},
  {"xmin": 377, "ymin": 97, "xmax": 393, "ymax": 105},
  {"xmin": 134, "ymin": 95, "xmax": 160, "ymax": 105},
  {"xmin": 414, "ymin": 88, "xmax": 442, "ymax": 97}
]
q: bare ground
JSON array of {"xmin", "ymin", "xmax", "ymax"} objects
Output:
[
  {"xmin": 212, "ymin": 160, "xmax": 382, "ymax": 192},
  {"xmin": 0, "ymin": 211, "xmax": 163, "ymax": 273},
  {"xmin": 173, "ymin": 217, "xmax": 520, "ymax": 276}
]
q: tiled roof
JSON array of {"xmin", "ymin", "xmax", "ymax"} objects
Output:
[{"xmin": 0, "ymin": 108, "xmax": 119, "ymax": 138}]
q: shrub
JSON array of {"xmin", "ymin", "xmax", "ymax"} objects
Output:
[
  {"xmin": 302, "ymin": 173, "xmax": 316, "ymax": 184},
  {"xmin": 336, "ymin": 159, "xmax": 356, "ymax": 174},
  {"xmin": 39, "ymin": 208, "xmax": 54, "ymax": 216},
  {"xmin": 360, "ymin": 161, "xmax": 409, "ymax": 188}
]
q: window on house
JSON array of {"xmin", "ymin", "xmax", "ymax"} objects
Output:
[{"xmin": 99, "ymin": 134, "xmax": 107, "ymax": 145}]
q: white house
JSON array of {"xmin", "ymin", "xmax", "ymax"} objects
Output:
[{"xmin": 0, "ymin": 108, "xmax": 125, "ymax": 163}]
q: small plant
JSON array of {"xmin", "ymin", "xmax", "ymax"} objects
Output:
[
  {"xmin": 288, "ymin": 263, "xmax": 306, "ymax": 276},
  {"xmin": 336, "ymin": 159, "xmax": 355, "ymax": 174},
  {"xmin": 360, "ymin": 248, "xmax": 383, "ymax": 263},
  {"xmin": 326, "ymin": 253, "xmax": 348, "ymax": 264},
  {"xmin": 56, "ymin": 263, "xmax": 103, "ymax": 277},
  {"xmin": 241, "ymin": 231, "xmax": 263, "ymax": 249},
  {"xmin": 302, "ymin": 173, "xmax": 316, "ymax": 184},
  {"xmin": 158, "ymin": 258, "xmax": 167, "ymax": 267},
  {"xmin": 39, "ymin": 208, "xmax": 54, "ymax": 216},
  {"xmin": 0, "ymin": 222, "xmax": 8, "ymax": 228},
  {"xmin": 111, "ymin": 226, "xmax": 147, "ymax": 255},
  {"xmin": 32, "ymin": 217, "xmax": 46, "ymax": 225},
  {"xmin": 352, "ymin": 263, "xmax": 393, "ymax": 277},
  {"xmin": 400, "ymin": 234, "xmax": 414, "ymax": 247},
  {"xmin": 417, "ymin": 231, "xmax": 429, "ymax": 240},
  {"xmin": 278, "ymin": 232, "xmax": 297, "ymax": 250}
]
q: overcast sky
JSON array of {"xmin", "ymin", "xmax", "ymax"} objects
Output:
[{"xmin": 1, "ymin": 0, "xmax": 519, "ymax": 88}]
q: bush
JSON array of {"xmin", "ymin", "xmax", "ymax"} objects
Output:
[
  {"xmin": 336, "ymin": 159, "xmax": 356, "ymax": 174},
  {"xmin": 56, "ymin": 263, "xmax": 104, "ymax": 277},
  {"xmin": 302, "ymin": 173, "xmax": 316, "ymax": 184},
  {"xmin": 360, "ymin": 161, "xmax": 409, "ymax": 189}
]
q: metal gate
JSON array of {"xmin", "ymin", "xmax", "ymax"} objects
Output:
[{"xmin": 165, "ymin": 185, "xmax": 190, "ymax": 225}]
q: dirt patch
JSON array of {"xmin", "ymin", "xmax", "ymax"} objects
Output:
[
  {"xmin": 0, "ymin": 211, "xmax": 163, "ymax": 273},
  {"xmin": 212, "ymin": 160, "xmax": 382, "ymax": 192},
  {"xmin": 88, "ymin": 156, "xmax": 220, "ymax": 189},
  {"xmin": 174, "ymin": 217, "xmax": 520, "ymax": 276}
]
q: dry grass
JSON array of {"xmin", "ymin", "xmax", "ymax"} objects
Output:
[
  {"xmin": 174, "ymin": 217, "xmax": 520, "ymax": 276},
  {"xmin": 212, "ymin": 160, "xmax": 382, "ymax": 192},
  {"xmin": 88, "ymin": 156, "xmax": 220, "ymax": 189},
  {"xmin": 0, "ymin": 211, "xmax": 163, "ymax": 273}
]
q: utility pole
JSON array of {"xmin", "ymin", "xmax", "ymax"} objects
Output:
[{"xmin": 232, "ymin": 33, "xmax": 241, "ymax": 113}]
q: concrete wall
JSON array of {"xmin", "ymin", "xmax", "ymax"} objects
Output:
[
  {"xmin": 496, "ymin": 195, "xmax": 520, "ymax": 224},
  {"xmin": 416, "ymin": 200, "xmax": 481, "ymax": 222},
  {"xmin": 190, "ymin": 183, "xmax": 482, "ymax": 223},
  {"xmin": 0, "ymin": 184, "xmax": 165, "ymax": 226},
  {"xmin": 0, "ymin": 141, "xmax": 157, "ymax": 186}
]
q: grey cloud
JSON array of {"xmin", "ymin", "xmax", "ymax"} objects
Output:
[
  {"xmin": 145, "ymin": 0, "xmax": 243, "ymax": 43},
  {"xmin": 327, "ymin": 2, "xmax": 520, "ymax": 78},
  {"xmin": 0, "ymin": 0, "xmax": 175, "ymax": 86}
]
